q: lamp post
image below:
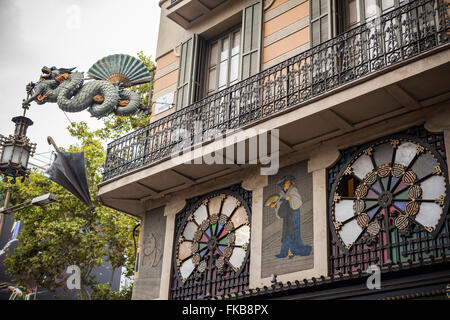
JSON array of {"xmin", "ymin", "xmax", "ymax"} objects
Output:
[
  {"xmin": 0, "ymin": 97, "xmax": 37, "ymax": 238},
  {"xmin": 0, "ymin": 190, "xmax": 11, "ymax": 241}
]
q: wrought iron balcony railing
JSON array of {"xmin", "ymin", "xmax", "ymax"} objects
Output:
[{"xmin": 102, "ymin": 0, "xmax": 449, "ymax": 182}]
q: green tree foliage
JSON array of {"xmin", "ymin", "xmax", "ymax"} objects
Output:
[{"xmin": 0, "ymin": 52, "xmax": 155, "ymax": 300}]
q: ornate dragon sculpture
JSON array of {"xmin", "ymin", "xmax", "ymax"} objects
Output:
[{"xmin": 22, "ymin": 54, "xmax": 152, "ymax": 118}]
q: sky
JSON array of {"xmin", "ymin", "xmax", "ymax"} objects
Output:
[{"xmin": 0, "ymin": 0, "xmax": 160, "ymax": 168}]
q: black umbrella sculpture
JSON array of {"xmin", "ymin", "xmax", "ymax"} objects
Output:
[{"xmin": 45, "ymin": 137, "xmax": 93, "ymax": 210}]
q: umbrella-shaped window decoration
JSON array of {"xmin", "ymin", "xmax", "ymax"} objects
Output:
[
  {"xmin": 329, "ymin": 135, "xmax": 449, "ymax": 252},
  {"xmin": 44, "ymin": 137, "xmax": 93, "ymax": 210}
]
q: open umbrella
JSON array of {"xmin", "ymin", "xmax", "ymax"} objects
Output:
[{"xmin": 44, "ymin": 137, "xmax": 93, "ymax": 210}]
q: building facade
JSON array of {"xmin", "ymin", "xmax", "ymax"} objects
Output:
[{"xmin": 98, "ymin": 0, "xmax": 450, "ymax": 299}]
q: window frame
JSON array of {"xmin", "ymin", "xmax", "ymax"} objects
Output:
[
  {"xmin": 310, "ymin": 0, "xmax": 333, "ymax": 47},
  {"xmin": 327, "ymin": 126, "xmax": 450, "ymax": 276},
  {"xmin": 169, "ymin": 184, "xmax": 253, "ymax": 299},
  {"xmin": 345, "ymin": 0, "xmax": 405, "ymax": 30},
  {"xmin": 312, "ymin": 0, "xmax": 408, "ymax": 43},
  {"xmin": 204, "ymin": 25, "xmax": 242, "ymax": 98}
]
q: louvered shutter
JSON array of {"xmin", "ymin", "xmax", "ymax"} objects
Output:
[
  {"xmin": 240, "ymin": 1, "xmax": 263, "ymax": 80},
  {"xmin": 176, "ymin": 35, "xmax": 202, "ymax": 110}
]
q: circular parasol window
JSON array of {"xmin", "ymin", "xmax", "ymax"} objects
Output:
[
  {"xmin": 175, "ymin": 192, "xmax": 251, "ymax": 283},
  {"xmin": 329, "ymin": 135, "xmax": 449, "ymax": 252}
]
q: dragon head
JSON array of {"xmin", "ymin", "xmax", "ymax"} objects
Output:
[
  {"xmin": 21, "ymin": 66, "xmax": 77, "ymax": 106},
  {"xmin": 39, "ymin": 66, "xmax": 54, "ymax": 81},
  {"xmin": 39, "ymin": 66, "xmax": 76, "ymax": 81}
]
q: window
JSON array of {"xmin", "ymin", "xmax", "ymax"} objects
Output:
[
  {"xmin": 311, "ymin": 0, "xmax": 331, "ymax": 46},
  {"xmin": 175, "ymin": 1, "xmax": 262, "ymax": 110},
  {"xmin": 170, "ymin": 185, "xmax": 252, "ymax": 299},
  {"xmin": 206, "ymin": 28, "xmax": 241, "ymax": 96},
  {"xmin": 328, "ymin": 126, "xmax": 450, "ymax": 275},
  {"xmin": 347, "ymin": 0, "xmax": 360, "ymax": 29},
  {"xmin": 312, "ymin": 0, "xmax": 408, "ymax": 45},
  {"xmin": 343, "ymin": 0, "xmax": 406, "ymax": 31}
]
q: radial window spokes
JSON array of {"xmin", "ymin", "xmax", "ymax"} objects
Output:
[
  {"xmin": 176, "ymin": 193, "xmax": 251, "ymax": 282},
  {"xmin": 331, "ymin": 136, "xmax": 448, "ymax": 251}
]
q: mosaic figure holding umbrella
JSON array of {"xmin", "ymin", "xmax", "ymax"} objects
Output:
[{"xmin": 265, "ymin": 175, "xmax": 312, "ymax": 258}]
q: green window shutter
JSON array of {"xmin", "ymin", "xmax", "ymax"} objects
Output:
[
  {"xmin": 335, "ymin": 0, "xmax": 346, "ymax": 34},
  {"xmin": 193, "ymin": 36, "xmax": 207, "ymax": 101},
  {"xmin": 311, "ymin": 0, "xmax": 332, "ymax": 46},
  {"xmin": 176, "ymin": 35, "xmax": 203, "ymax": 110},
  {"xmin": 240, "ymin": 0, "xmax": 262, "ymax": 80}
]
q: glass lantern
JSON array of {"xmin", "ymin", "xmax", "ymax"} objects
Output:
[{"xmin": 0, "ymin": 116, "xmax": 36, "ymax": 183}]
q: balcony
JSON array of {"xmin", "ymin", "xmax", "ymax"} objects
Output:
[
  {"xmin": 99, "ymin": 0, "xmax": 450, "ymax": 215},
  {"xmin": 166, "ymin": 0, "xmax": 229, "ymax": 28}
]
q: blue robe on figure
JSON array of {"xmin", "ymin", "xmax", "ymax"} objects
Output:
[{"xmin": 274, "ymin": 186, "xmax": 311, "ymax": 258}]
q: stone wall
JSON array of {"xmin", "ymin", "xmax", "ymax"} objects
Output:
[{"xmin": 132, "ymin": 206, "xmax": 166, "ymax": 300}]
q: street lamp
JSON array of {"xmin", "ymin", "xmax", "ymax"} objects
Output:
[
  {"xmin": 0, "ymin": 95, "xmax": 37, "ymax": 239},
  {"xmin": 0, "ymin": 193, "xmax": 57, "ymax": 215},
  {"xmin": 0, "ymin": 115, "xmax": 36, "ymax": 184}
]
